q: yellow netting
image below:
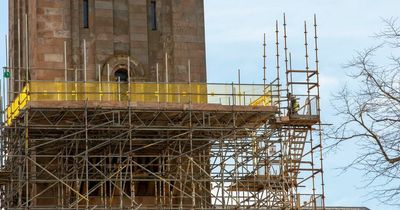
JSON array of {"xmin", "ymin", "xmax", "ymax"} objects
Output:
[
  {"xmin": 5, "ymin": 82, "xmax": 272, "ymax": 126},
  {"xmin": 250, "ymin": 91, "xmax": 272, "ymax": 107},
  {"xmin": 28, "ymin": 82, "xmax": 208, "ymax": 103},
  {"xmin": 6, "ymin": 85, "xmax": 29, "ymax": 125}
]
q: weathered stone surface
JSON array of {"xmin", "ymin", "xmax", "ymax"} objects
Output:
[
  {"xmin": 9, "ymin": 0, "xmax": 206, "ymax": 91},
  {"xmin": 43, "ymin": 53, "xmax": 63, "ymax": 62}
]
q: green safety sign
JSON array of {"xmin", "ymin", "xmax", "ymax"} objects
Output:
[{"xmin": 3, "ymin": 71, "xmax": 10, "ymax": 78}]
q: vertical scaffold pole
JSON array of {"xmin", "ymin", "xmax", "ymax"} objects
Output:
[
  {"xmin": 238, "ymin": 69, "xmax": 241, "ymax": 105},
  {"xmin": 75, "ymin": 68, "xmax": 78, "ymax": 101},
  {"xmin": 263, "ymin": 33, "xmax": 267, "ymax": 90},
  {"xmin": 84, "ymin": 101, "xmax": 89, "ymax": 209},
  {"xmin": 107, "ymin": 64, "xmax": 110, "ymax": 101},
  {"xmin": 83, "ymin": 39, "xmax": 87, "ymax": 82},
  {"xmin": 129, "ymin": 95, "xmax": 135, "ymax": 208},
  {"xmin": 17, "ymin": 16, "xmax": 21, "ymax": 94},
  {"xmin": 118, "ymin": 77, "xmax": 121, "ymax": 102},
  {"xmin": 165, "ymin": 52, "xmax": 169, "ymax": 102},
  {"xmin": 64, "ymin": 41, "xmax": 67, "ymax": 82},
  {"xmin": 165, "ymin": 52, "xmax": 168, "ymax": 83},
  {"xmin": 156, "ymin": 63, "xmax": 159, "ymax": 103},
  {"xmin": 276, "ymin": 20, "xmax": 281, "ymax": 111},
  {"xmin": 98, "ymin": 65, "xmax": 102, "ymax": 101},
  {"xmin": 128, "ymin": 57, "xmax": 131, "ymax": 101},
  {"xmin": 283, "ymin": 13, "xmax": 290, "ymax": 115},
  {"xmin": 3, "ymin": 35, "xmax": 8, "ymax": 121},
  {"xmin": 289, "ymin": 52, "xmax": 293, "ymax": 94},
  {"xmin": 107, "ymin": 64, "xmax": 110, "ymax": 82},
  {"xmin": 6, "ymin": 35, "xmax": 9, "ymax": 107},
  {"xmin": 304, "ymin": 21, "xmax": 317, "ymax": 208},
  {"xmin": 188, "ymin": 59, "xmax": 191, "ymax": 84},
  {"xmin": 314, "ymin": 14, "xmax": 326, "ymax": 210},
  {"xmin": 188, "ymin": 60, "xmax": 192, "ymax": 103},
  {"xmin": 24, "ymin": 13, "xmax": 30, "ymax": 208},
  {"xmin": 83, "ymin": 39, "xmax": 87, "ymax": 100},
  {"xmin": 98, "ymin": 65, "xmax": 101, "ymax": 83},
  {"xmin": 25, "ymin": 14, "xmax": 29, "ymax": 84},
  {"xmin": 64, "ymin": 41, "xmax": 68, "ymax": 100}
]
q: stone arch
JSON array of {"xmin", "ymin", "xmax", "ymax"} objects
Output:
[{"xmin": 101, "ymin": 55, "xmax": 145, "ymax": 82}]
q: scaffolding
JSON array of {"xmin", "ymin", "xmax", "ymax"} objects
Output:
[{"xmin": 0, "ymin": 16, "xmax": 325, "ymax": 209}]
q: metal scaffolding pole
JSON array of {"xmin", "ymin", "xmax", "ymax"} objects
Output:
[{"xmin": 0, "ymin": 16, "xmax": 325, "ymax": 210}]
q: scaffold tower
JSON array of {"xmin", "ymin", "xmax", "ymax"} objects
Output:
[{"xmin": 0, "ymin": 14, "xmax": 325, "ymax": 210}]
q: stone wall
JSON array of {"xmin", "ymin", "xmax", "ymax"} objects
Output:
[{"xmin": 9, "ymin": 0, "xmax": 206, "ymax": 98}]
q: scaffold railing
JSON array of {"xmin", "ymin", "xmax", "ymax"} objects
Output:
[
  {"xmin": 5, "ymin": 81, "xmax": 278, "ymax": 126},
  {"xmin": 0, "ymin": 14, "xmax": 325, "ymax": 210}
]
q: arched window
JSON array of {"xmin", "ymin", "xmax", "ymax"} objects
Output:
[{"xmin": 114, "ymin": 68, "xmax": 128, "ymax": 82}]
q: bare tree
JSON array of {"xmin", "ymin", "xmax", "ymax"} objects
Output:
[{"xmin": 328, "ymin": 18, "xmax": 400, "ymax": 206}]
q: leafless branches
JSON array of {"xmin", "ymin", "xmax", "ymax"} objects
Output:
[
  {"xmin": 327, "ymin": 18, "xmax": 400, "ymax": 206},
  {"xmin": 376, "ymin": 17, "xmax": 400, "ymax": 48}
]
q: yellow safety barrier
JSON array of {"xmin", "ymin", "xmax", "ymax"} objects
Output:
[
  {"xmin": 28, "ymin": 82, "xmax": 208, "ymax": 103},
  {"xmin": 5, "ymin": 82, "xmax": 272, "ymax": 126},
  {"xmin": 250, "ymin": 91, "xmax": 272, "ymax": 107},
  {"xmin": 6, "ymin": 85, "xmax": 30, "ymax": 126}
]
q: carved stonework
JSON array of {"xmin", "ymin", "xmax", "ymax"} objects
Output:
[{"xmin": 102, "ymin": 55, "xmax": 145, "ymax": 82}]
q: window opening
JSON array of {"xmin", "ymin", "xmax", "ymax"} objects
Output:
[
  {"xmin": 83, "ymin": 0, "xmax": 89, "ymax": 28},
  {"xmin": 150, "ymin": 1, "xmax": 157, "ymax": 30},
  {"xmin": 114, "ymin": 69, "xmax": 128, "ymax": 82}
]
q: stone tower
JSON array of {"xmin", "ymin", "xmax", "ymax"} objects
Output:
[
  {"xmin": 6, "ymin": 0, "xmax": 209, "ymax": 208},
  {"xmin": 3, "ymin": 2, "xmax": 327, "ymax": 209},
  {"xmin": 9, "ymin": 0, "xmax": 206, "ymax": 96}
]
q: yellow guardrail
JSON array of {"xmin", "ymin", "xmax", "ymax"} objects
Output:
[
  {"xmin": 6, "ymin": 85, "xmax": 30, "ymax": 126},
  {"xmin": 28, "ymin": 82, "xmax": 207, "ymax": 103},
  {"xmin": 250, "ymin": 91, "xmax": 272, "ymax": 107},
  {"xmin": 5, "ymin": 82, "xmax": 273, "ymax": 126}
]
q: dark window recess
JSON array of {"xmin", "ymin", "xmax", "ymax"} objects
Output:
[
  {"xmin": 150, "ymin": 1, "xmax": 157, "ymax": 30},
  {"xmin": 83, "ymin": 0, "xmax": 89, "ymax": 28},
  {"xmin": 135, "ymin": 157, "xmax": 158, "ymax": 196},
  {"xmin": 115, "ymin": 69, "xmax": 128, "ymax": 82}
]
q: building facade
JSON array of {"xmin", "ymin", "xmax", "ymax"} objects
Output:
[
  {"xmin": 6, "ymin": 0, "xmax": 208, "ymax": 208},
  {"xmin": 9, "ymin": 0, "xmax": 206, "ymax": 97},
  {"xmin": 3, "ymin": 1, "xmax": 329, "ymax": 210}
]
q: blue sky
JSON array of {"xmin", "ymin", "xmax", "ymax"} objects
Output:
[
  {"xmin": 0, "ymin": 1, "xmax": 399, "ymax": 209},
  {"xmin": 204, "ymin": 1, "xmax": 400, "ymax": 210}
]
